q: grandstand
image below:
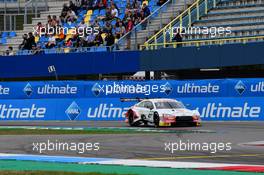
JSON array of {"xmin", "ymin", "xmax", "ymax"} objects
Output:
[
  {"xmin": 1, "ymin": 0, "xmax": 264, "ymax": 55},
  {"xmin": 142, "ymin": 0, "xmax": 264, "ymax": 49},
  {"xmin": 0, "ymin": 0, "xmax": 195, "ymax": 55}
]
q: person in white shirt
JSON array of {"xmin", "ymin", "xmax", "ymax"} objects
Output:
[{"xmin": 111, "ymin": 4, "xmax": 119, "ymax": 18}]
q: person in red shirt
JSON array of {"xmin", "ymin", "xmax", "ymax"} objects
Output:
[{"xmin": 125, "ymin": 17, "xmax": 134, "ymax": 49}]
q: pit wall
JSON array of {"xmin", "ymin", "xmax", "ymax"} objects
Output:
[{"xmin": 0, "ymin": 78, "xmax": 264, "ymax": 121}]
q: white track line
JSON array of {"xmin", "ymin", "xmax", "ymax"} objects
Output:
[{"xmin": 1, "ymin": 153, "xmax": 263, "ymax": 169}]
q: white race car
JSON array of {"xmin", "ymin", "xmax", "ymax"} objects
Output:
[{"xmin": 125, "ymin": 98, "xmax": 201, "ymax": 127}]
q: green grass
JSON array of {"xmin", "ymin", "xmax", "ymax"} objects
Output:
[{"xmin": 0, "ymin": 171, "xmax": 135, "ymax": 175}]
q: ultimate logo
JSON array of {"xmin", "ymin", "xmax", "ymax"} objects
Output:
[
  {"xmin": 164, "ymin": 82, "xmax": 173, "ymax": 95},
  {"xmin": 65, "ymin": 101, "xmax": 81, "ymax": 120},
  {"xmin": 235, "ymin": 80, "xmax": 246, "ymax": 95},
  {"xmin": 23, "ymin": 83, "xmax": 33, "ymax": 96},
  {"xmin": 91, "ymin": 83, "xmax": 102, "ymax": 96}
]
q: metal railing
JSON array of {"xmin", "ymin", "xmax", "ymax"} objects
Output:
[
  {"xmin": 142, "ymin": 0, "xmax": 221, "ymax": 49},
  {"xmin": 114, "ymin": 0, "xmax": 185, "ymax": 50},
  {"xmin": 140, "ymin": 35, "xmax": 264, "ymax": 50},
  {"xmin": 2, "ymin": 35, "xmax": 264, "ymax": 56},
  {"xmin": 24, "ymin": 0, "xmax": 48, "ymax": 24}
]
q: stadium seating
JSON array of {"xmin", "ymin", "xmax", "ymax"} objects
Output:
[{"xmin": 143, "ymin": 0, "xmax": 264, "ymax": 49}]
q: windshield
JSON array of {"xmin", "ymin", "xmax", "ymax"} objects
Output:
[{"xmin": 154, "ymin": 101, "xmax": 185, "ymax": 109}]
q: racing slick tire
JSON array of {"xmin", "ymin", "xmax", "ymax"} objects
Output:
[
  {"xmin": 153, "ymin": 112, "xmax": 160, "ymax": 128},
  {"xmin": 128, "ymin": 113, "xmax": 135, "ymax": 127},
  {"xmin": 128, "ymin": 112, "xmax": 141, "ymax": 127}
]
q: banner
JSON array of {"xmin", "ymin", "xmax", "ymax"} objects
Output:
[
  {"xmin": 0, "ymin": 97, "xmax": 263, "ymax": 121},
  {"xmin": 1, "ymin": 78, "xmax": 264, "ymax": 99}
]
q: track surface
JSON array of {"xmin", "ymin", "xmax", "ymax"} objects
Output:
[{"xmin": 0, "ymin": 121, "xmax": 263, "ymax": 165}]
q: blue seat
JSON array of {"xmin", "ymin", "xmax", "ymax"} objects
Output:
[
  {"xmin": 1, "ymin": 38, "xmax": 7, "ymax": 44},
  {"xmin": 9, "ymin": 31, "xmax": 16, "ymax": 37},
  {"xmin": 1, "ymin": 32, "xmax": 8, "ymax": 38}
]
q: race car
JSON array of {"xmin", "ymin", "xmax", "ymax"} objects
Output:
[{"xmin": 125, "ymin": 98, "xmax": 201, "ymax": 127}]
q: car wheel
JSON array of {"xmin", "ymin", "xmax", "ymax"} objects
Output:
[
  {"xmin": 128, "ymin": 113, "xmax": 135, "ymax": 127},
  {"xmin": 153, "ymin": 112, "xmax": 160, "ymax": 128}
]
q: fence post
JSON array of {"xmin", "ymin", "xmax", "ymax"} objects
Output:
[
  {"xmin": 205, "ymin": 0, "xmax": 208, "ymax": 14},
  {"xmin": 188, "ymin": 8, "xmax": 191, "ymax": 27},
  {"xmin": 196, "ymin": 2, "xmax": 199, "ymax": 20}
]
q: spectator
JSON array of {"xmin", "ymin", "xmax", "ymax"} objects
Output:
[
  {"xmin": 172, "ymin": 32, "xmax": 183, "ymax": 47},
  {"xmin": 111, "ymin": 4, "xmax": 119, "ymax": 19},
  {"xmin": 28, "ymin": 32, "xmax": 36, "ymax": 49},
  {"xmin": 104, "ymin": 21, "xmax": 113, "ymax": 33},
  {"xmin": 104, "ymin": 7, "xmax": 113, "ymax": 21},
  {"xmin": 125, "ymin": 17, "xmax": 134, "ymax": 49},
  {"xmin": 65, "ymin": 38, "xmax": 73, "ymax": 47},
  {"xmin": 94, "ymin": 32, "xmax": 103, "ymax": 46},
  {"xmin": 19, "ymin": 34, "xmax": 28, "ymax": 50},
  {"xmin": 69, "ymin": 0, "xmax": 78, "ymax": 14},
  {"xmin": 7, "ymin": 46, "xmax": 14, "ymax": 56},
  {"xmin": 51, "ymin": 15, "xmax": 59, "ymax": 27},
  {"xmin": 34, "ymin": 22, "xmax": 43, "ymax": 36},
  {"xmin": 86, "ymin": 32, "xmax": 96, "ymax": 47},
  {"xmin": 114, "ymin": 21, "xmax": 125, "ymax": 39},
  {"xmin": 66, "ymin": 9, "xmax": 77, "ymax": 22},
  {"xmin": 105, "ymin": 32, "xmax": 115, "ymax": 51},
  {"xmin": 61, "ymin": 3, "xmax": 69, "ymax": 17},
  {"xmin": 142, "ymin": 3, "xmax": 150, "ymax": 17},
  {"xmin": 46, "ymin": 34, "xmax": 56, "ymax": 48}
]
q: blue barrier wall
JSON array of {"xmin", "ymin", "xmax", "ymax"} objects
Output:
[
  {"xmin": 0, "ymin": 51, "xmax": 140, "ymax": 78},
  {"xmin": 0, "ymin": 42, "xmax": 263, "ymax": 78},
  {"xmin": 0, "ymin": 78, "xmax": 264, "ymax": 121}
]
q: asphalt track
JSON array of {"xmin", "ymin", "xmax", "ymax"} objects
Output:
[{"xmin": 0, "ymin": 121, "xmax": 263, "ymax": 165}]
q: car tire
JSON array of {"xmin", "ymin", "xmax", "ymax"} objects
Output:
[
  {"xmin": 153, "ymin": 112, "xmax": 160, "ymax": 128},
  {"xmin": 128, "ymin": 113, "xmax": 135, "ymax": 127}
]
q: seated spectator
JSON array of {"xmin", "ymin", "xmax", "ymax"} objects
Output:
[
  {"xmin": 94, "ymin": 32, "xmax": 104, "ymax": 46},
  {"xmin": 28, "ymin": 32, "xmax": 36, "ymax": 50},
  {"xmin": 103, "ymin": 21, "xmax": 113, "ymax": 33},
  {"xmin": 85, "ymin": 32, "xmax": 96, "ymax": 47},
  {"xmin": 5, "ymin": 46, "xmax": 14, "ymax": 56},
  {"xmin": 19, "ymin": 34, "xmax": 28, "ymax": 50},
  {"xmin": 34, "ymin": 22, "xmax": 44, "ymax": 36},
  {"xmin": 7, "ymin": 46, "xmax": 14, "ymax": 56},
  {"xmin": 104, "ymin": 7, "xmax": 113, "ymax": 21},
  {"xmin": 111, "ymin": 4, "xmax": 119, "ymax": 19},
  {"xmin": 46, "ymin": 34, "xmax": 56, "ymax": 48},
  {"xmin": 65, "ymin": 38, "xmax": 73, "ymax": 47},
  {"xmin": 56, "ymin": 28, "xmax": 66, "ymax": 42},
  {"xmin": 105, "ymin": 32, "xmax": 115, "ymax": 51},
  {"xmin": 51, "ymin": 15, "xmax": 59, "ymax": 27},
  {"xmin": 114, "ymin": 21, "xmax": 125, "ymax": 39},
  {"xmin": 66, "ymin": 9, "xmax": 77, "ymax": 22}
]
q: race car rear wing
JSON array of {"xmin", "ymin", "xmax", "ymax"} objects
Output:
[{"xmin": 120, "ymin": 98, "xmax": 146, "ymax": 102}]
